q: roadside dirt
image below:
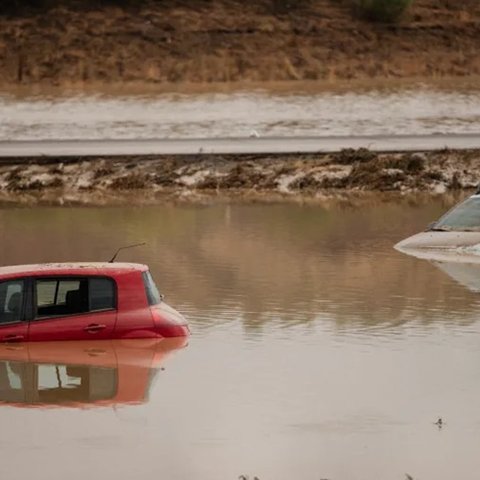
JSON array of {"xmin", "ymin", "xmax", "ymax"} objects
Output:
[
  {"xmin": 0, "ymin": 149, "xmax": 478, "ymax": 205},
  {"xmin": 1, "ymin": 0, "xmax": 480, "ymax": 86}
]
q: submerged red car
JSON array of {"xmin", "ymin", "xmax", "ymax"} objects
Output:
[{"xmin": 0, "ymin": 263, "xmax": 189, "ymax": 342}]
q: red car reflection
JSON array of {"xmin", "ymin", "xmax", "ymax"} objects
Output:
[
  {"xmin": 0, "ymin": 263, "xmax": 189, "ymax": 342},
  {"xmin": 0, "ymin": 338, "xmax": 187, "ymax": 408}
]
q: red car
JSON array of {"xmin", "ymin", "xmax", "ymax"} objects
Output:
[{"xmin": 0, "ymin": 263, "xmax": 189, "ymax": 342}]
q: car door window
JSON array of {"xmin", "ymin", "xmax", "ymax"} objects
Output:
[
  {"xmin": 34, "ymin": 277, "xmax": 116, "ymax": 319},
  {"xmin": 36, "ymin": 278, "xmax": 88, "ymax": 318},
  {"xmin": 0, "ymin": 280, "xmax": 25, "ymax": 324}
]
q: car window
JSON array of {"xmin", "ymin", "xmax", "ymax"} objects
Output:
[
  {"xmin": 35, "ymin": 277, "xmax": 115, "ymax": 319},
  {"xmin": 36, "ymin": 280, "xmax": 57, "ymax": 307},
  {"xmin": 89, "ymin": 278, "xmax": 115, "ymax": 311},
  {"xmin": 143, "ymin": 271, "xmax": 162, "ymax": 306},
  {"xmin": 0, "ymin": 280, "xmax": 24, "ymax": 324},
  {"xmin": 58, "ymin": 280, "xmax": 81, "ymax": 304},
  {"xmin": 36, "ymin": 278, "xmax": 88, "ymax": 318},
  {"xmin": 434, "ymin": 196, "xmax": 480, "ymax": 232}
]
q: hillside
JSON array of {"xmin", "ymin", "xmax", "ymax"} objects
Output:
[{"xmin": 1, "ymin": 0, "xmax": 479, "ymax": 86}]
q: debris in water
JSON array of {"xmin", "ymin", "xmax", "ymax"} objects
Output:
[{"xmin": 434, "ymin": 417, "xmax": 444, "ymax": 428}]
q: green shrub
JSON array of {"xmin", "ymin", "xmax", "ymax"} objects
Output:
[{"xmin": 354, "ymin": 0, "xmax": 413, "ymax": 22}]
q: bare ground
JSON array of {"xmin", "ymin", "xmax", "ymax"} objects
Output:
[
  {"xmin": 1, "ymin": 0, "xmax": 480, "ymax": 86},
  {"xmin": 0, "ymin": 149, "xmax": 478, "ymax": 205}
]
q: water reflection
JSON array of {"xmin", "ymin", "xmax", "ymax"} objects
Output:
[
  {"xmin": 0, "ymin": 338, "xmax": 187, "ymax": 408},
  {"xmin": 434, "ymin": 261, "xmax": 480, "ymax": 293}
]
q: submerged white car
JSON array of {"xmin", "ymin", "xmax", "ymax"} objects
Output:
[{"xmin": 395, "ymin": 194, "xmax": 480, "ymax": 255}]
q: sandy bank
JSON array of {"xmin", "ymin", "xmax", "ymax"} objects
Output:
[
  {"xmin": 0, "ymin": 149, "xmax": 478, "ymax": 205},
  {"xmin": 1, "ymin": 0, "xmax": 480, "ymax": 86}
]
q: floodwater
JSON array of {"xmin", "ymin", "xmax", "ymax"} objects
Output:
[
  {"xmin": 1, "ymin": 196, "xmax": 480, "ymax": 479},
  {"xmin": 1, "ymin": 85, "xmax": 480, "ymax": 140}
]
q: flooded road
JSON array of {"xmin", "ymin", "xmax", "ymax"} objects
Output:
[
  {"xmin": 1, "ymin": 86, "xmax": 480, "ymax": 140},
  {"xmin": 1, "ymin": 197, "xmax": 480, "ymax": 479}
]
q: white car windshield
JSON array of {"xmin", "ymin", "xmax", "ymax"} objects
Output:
[{"xmin": 433, "ymin": 196, "xmax": 480, "ymax": 232}]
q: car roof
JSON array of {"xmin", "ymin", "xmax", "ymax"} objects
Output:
[{"xmin": 0, "ymin": 263, "xmax": 148, "ymax": 280}]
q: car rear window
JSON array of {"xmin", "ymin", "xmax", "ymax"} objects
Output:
[
  {"xmin": 143, "ymin": 271, "xmax": 162, "ymax": 306},
  {"xmin": 35, "ymin": 277, "xmax": 116, "ymax": 319}
]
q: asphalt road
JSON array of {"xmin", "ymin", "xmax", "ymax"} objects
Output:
[{"xmin": 0, "ymin": 134, "xmax": 479, "ymax": 158}]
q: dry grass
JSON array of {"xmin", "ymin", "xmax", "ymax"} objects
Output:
[{"xmin": 0, "ymin": 0, "xmax": 479, "ymax": 85}]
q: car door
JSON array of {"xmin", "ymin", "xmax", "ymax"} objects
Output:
[
  {"xmin": 0, "ymin": 278, "xmax": 29, "ymax": 343},
  {"xmin": 28, "ymin": 276, "xmax": 117, "ymax": 342}
]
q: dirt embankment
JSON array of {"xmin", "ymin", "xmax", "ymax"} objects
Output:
[
  {"xmin": 1, "ymin": 0, "xmax": 480, "ymax": 86},
  {"xmin": 0, "ymin": 149, "xmax": 478, "ymax": 204}
]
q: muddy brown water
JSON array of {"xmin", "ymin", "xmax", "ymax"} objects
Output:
[
  {"xmin": 1, "ymin": 197, "xmax": 480, "ymax": 479},
  {"xmin": 1, "ymin": 85, "xmax": 480, "ymax": 140}
]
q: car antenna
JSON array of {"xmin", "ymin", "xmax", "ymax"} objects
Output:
[{"xmin": 109, "ymin": 243, "xmax": 146, "ymax": 263}]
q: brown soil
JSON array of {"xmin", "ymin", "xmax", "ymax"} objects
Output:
[
  {"xmin": 1, "ymin": 0, "xmax": 480, "ymax": 86},
  {"xmin": 0, "ymin": 149, "xmax": 478, "ymax": 205}
]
